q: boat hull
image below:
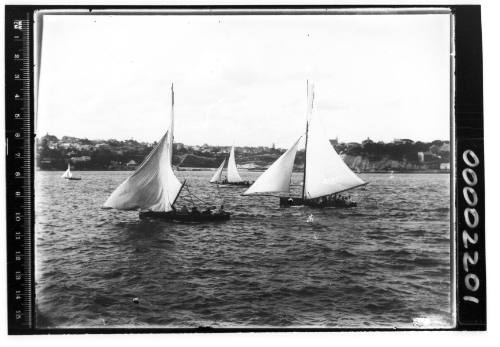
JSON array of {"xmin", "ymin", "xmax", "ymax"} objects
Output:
[
  {"xmin": 65, "ymin": 177, "xmax": 81, "ymax": 181},
  {"xmin": 211, "ymin": 181, "xmax": 253, "ymax": 187},
  {"xmin": 279, "ymin": 197, "xmax": 357, "ymax": 208},
  {"xmin": 139, "ymin": 210, "xmax": 230, "ymax": 222}
]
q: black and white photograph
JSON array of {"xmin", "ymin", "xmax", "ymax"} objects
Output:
[
  {"xmin": 3, "ymin": 4, "xmax": 488, "ymax": 335},
  {"xmin": 32, "ymin": 8, "xmax": 454, "ymax": 329}
]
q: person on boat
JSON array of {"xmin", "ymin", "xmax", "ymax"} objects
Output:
[
  {"xmin": 202, "ymin": 207, "xmax": 213, "ymax": 216},
  {"xmin": 288, "ymin": 197, "xmax": 293, "ymax": 205},
  {"xmin": 191, "ymin": 206, "xmax": 200, "ymax": 215},
  {"xmin": 180, "ymin": 205, "xmax": 189, "ymax": 214},
  {"xmin": 217, "ymin": 205, "xmax": 225, "ymax": 214}
]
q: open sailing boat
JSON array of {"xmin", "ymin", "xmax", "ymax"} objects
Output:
[
  {"xmin": 210, "ymin": 147, "xmax": 252, "ymax": 187},
  {"xmin": 103, "ymin": 84, "xmax": 230, "ymax": 222},
  {"xmin": 243, "ymin": 81, "xmax": 367, "ymax": 208},
  {"xmin": 61, "ymin": 163, "xmax": 81, "ymax": 180}
]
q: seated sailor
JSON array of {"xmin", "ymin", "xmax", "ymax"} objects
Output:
[
  {"xmin": 202, "ymin": 207, "xmax": 213, "ymax": 215},
  {"xmin": 180, "ymin": 205, "xmax": 189, "ymax": 214},
  {"xmin": 217, "ymin": 205, "xmax": 225, "ymax": 214}
]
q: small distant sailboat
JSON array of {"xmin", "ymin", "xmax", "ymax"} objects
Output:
[
  {"xmin": 210, "ymin": 147, "xmax": 253, "ymax": 187},
  {"xmin": 209, "ymin": 158, "xmax": 226, "ymax": 183},
  {"xmin": 61, "ymin": 163, "xmax": 81, "ymax": 180},
  {"xmin": 103, "ymin": 84, "xmax": 230, "ymax": 222},
  {"xmin": 244, "ymin": 81, "xmax": 367, "ymax": 208}
]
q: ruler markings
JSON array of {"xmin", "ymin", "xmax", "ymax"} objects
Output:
[{"xmin": 6, "ymin": 12, "xmax": 34, "ymax": 331}]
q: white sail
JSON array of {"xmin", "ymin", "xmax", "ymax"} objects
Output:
[
  {"xmin": 103, "ymin": 131, "xmax": 183, "ymax": 211},
  {"xmin": 244, "ymin": 137, "xmax": 301, "ymax": 195},
  {"xmin": 304, "ymin": 113, "xmax": 366, "ymax": 199},
  {"xmin": 61, "ymin": 164, "xmax": 72, "ymax": 178},
  {"xmin": 227, "ymin": 146, "xmax": 243, "ymax": 183},
  {"xmin": 210, "ymin": 159, "xmax": 226, "ymax": 183}
]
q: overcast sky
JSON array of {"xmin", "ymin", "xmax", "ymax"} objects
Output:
[{"xmin": 37, "ymin": 12, "xmax": 451, "ymax": 147}]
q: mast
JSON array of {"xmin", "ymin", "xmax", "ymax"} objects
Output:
[
  {"xmin": 302, "ymin": 121, "xmax": 308, "ymax": 200},
  {"xmin": 170, "ymin": 83, "xmax": 175, "ymax": 162},
  {"xmin": 172, "ymin": 179, "xmax": 186, "ymax": 207},
  {"xmin": 302, "ymin": 80, "xmax": 310, "ymax": 200}
]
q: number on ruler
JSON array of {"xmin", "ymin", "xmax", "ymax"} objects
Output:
[{"xmin": 13, "ymin": 20, "xmax": 23, "ymax": 30}]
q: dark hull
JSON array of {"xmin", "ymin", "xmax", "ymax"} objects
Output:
[
  {"xmin": 139, "ymin": 210, "xmax": 230, "ymax": 222},
  {"xmin": 211, "ymin": 181, "xmax": 252, "ymax": 187},
  {"xmin": 279, "ymin": 197, "xmax": 357, "ymax": 208},
  {"xmin": 65, "ymin": 177, "xmax": 81, "ymax": 181}
]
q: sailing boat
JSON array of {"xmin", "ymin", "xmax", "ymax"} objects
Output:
[
  {"xmin": 103, "ymin": 84, "xmax": 230, "ymax": 222},
  {"xmin": 61, "ymin": 163, "xmax": 81, "ymax": 180},
  {"xmin": 243, "ymin": 81, "xmax": 367, "ymax": 208},
  {"xmin": 210, "ymin": 147, "xmax": 253, "ymax": 187}
]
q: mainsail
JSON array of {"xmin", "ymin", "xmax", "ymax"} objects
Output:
[
  {"xmin": 103, "ymin": 84, "xmax": 183, "ymax": 212},
  {"xmin": 227, "ymin": 146, "xmax": 243, "ymax": 183},
  {"xmin": 243, "ymin": 137, "xmax": 301, "ymax": 195},
  {"xmin": 61, "ymin": 164, "xmax": 72, "ymax": 179},
  {"xmin": 303, "ymin": 86, "xmax": 366, "ymax": 199},
  {"xmin": 103, "ymin": 131, "xmax": 183, "ymax": 211},
  {"xmin": 210, "ymin": 159, "xmax": 226, "ymax": 183}
]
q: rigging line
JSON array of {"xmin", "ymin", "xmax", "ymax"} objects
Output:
[
  {"xmin": 184, "ymin": 183, "xmax": 212, "ymax": 206},
  {"xmin": 214, "ymin": 185, "xmax": 224, "ymax": 204}
]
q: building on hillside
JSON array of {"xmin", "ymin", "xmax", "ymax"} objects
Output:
[
  {"xmin": 174, "ymin": 143, "xmax": 185, "ymax": 150},
  {"xmin": 418, "ymin": 151, "xmax": 440, "ymax": 163},
  {"xmin": 70, "ymin": 156, "xmax": 91, "ymax": 162},
  {"xmin": 439, "ymin": 143, "xmax": 450, "ymax": 158},
  {"xmin": 95, "ymin": 143, "xmax": 110, "ymax": 149},
  {"xmin": 440, "ymin": 162, "xmax": 450, "ymax": 170},
  {"xmin": 418, "ymin": 152, "xmax": 425, "ymax": 163},
  {"xmin": 394, "ymin": 138, "xmax": 414, "ymax": 145},
  {"xmin": 346, "ymin": 142, "xmax": 361, "ymax": 149},
  {"xmin": 362, "ymin": 137, "xmax": 374, "ymax": 147},
  {"xmin": 126, "ymin": 160, "xmax": 138, "ymax": 169}
]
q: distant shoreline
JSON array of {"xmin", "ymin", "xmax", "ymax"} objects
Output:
[{"xmin": 38, "ymin": 168, "xmax": 451, "ymax": 174}]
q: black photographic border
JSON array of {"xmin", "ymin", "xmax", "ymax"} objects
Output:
[{"xmin": 5, "ymin": 4, "xmax": 485, "ymax": 334}]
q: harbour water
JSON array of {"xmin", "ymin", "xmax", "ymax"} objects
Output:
[{"xmin": 35, "ymin": 171, "xmax": 452, "ymax": 328}]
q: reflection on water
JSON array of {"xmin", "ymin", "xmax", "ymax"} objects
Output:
[{"xmin": 35, "ymin": 171, "xmax": 452, "ymax": 328}]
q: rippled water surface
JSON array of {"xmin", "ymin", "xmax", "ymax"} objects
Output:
[{"xmin": 35, "ymin": 171, "xmax": 452, "ymax": 329}]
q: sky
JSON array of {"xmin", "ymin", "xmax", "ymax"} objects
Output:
[{"xmin": 37, "ymin": 12, "xmax": 451, "ymax": 147}]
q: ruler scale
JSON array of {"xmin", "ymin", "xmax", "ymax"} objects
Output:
[{"xmin": 5, "ymin": 8, "xmax": 35, "ymax": 333}]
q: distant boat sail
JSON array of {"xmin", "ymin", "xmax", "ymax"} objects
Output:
[
  {"xmin": 62, "ymin": 163, "xmax": 81, "ymax": 180},
  {"xmin": 103, "ymin": 84, "xmax": 230, "ymax": 222},
  {"xmin": 211, "ymin": 146, "xmax": 252, "ymax": 187},
  {"xmin": 210, "ymin": 158, "xmax": 226, "ymax": 183},
  {"xmin": 227, "ymin": 146, "xmax": 243, "ymax": 183},
  {"xmin": 244, "ymin": 81, "xmax": 367, "ymax": 207},
  {"xmin": 61, "ymin": 163, "xmax": 72, "ymax": 179}
]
